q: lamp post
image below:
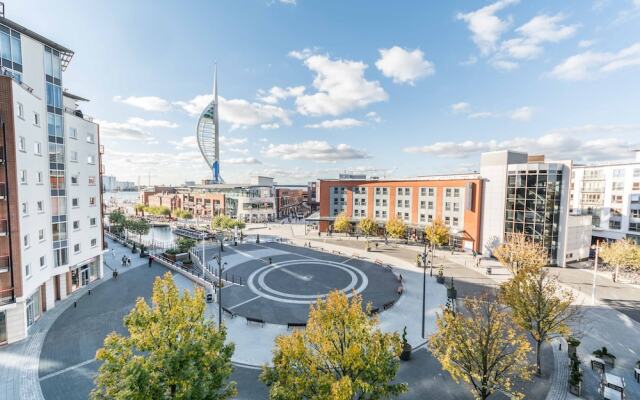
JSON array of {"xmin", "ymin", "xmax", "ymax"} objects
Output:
[
  {"xmin": 591, "ymin": 241, "xmax": 600, "ymax": 305},
  {"xmin": 213, "ymin": 241, "xmax": 227, "ymax": 329},
  {"xmin": 421, "ymin": 249, "xmax": 430, "ymax": 339}
]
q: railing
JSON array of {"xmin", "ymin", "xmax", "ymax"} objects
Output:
[
  {"xmin": 0, "ymin": 66, "xmax": 40, "ymax": 99},
  {"xmin": 0, "ymin": 287, "xmax": 14, "ymax": 306}
]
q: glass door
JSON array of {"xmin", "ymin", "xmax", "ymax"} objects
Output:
[
  {"xmin": 81, "ymin": 266, "xmax": 89, "ymax": 286},
  {"xmin": 0, "ymin": 311, "xmax": 7, "ymax": 344}
]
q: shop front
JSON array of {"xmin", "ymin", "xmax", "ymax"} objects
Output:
[{"xmin": 69, "ymin": 258, "xmax": 100, "ymax": 293}]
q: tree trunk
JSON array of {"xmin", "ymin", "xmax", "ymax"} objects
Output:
[{"xmin": 536, "ymin": 340, "xmax": 542, "ymax": 376}]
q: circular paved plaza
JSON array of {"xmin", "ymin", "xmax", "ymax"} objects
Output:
[{"xmin": 219, "ymin": 242, "xmax": 401, "ymax": 325}]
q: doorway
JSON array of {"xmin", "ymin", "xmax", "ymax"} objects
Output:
[{"xmin": 81, "ymin": 266, "xmax": 89, "ymax": 286}]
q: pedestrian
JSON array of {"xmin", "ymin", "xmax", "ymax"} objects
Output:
[
  {"xmin": 268, "ymin": 257, "xmax": 272, "ymax": 264},
  {"xmin": 318, "ymin": 231, "xmax": 321, "ymax": 238},
  {"xmin": 111, "ymin": 249, "xmax": 115, "ymax": 258},
  {"xmin": 127, "ymin": 257, "xmax": 131, "ymax": 266},
  {"xmin": 148, "ymin": 256, "xmax": 153, "ymax": 268},
  {"xmin": 476, "ymin": 258, "xmax": 481, "ymax": 268},
  {"xmin": 375, "ymin": 242, "xmax": 379, "ymax": 249},
  {"xmin": 112, "ymin": 269, "xmax": 118, "ymax": 279},
  {"xmin": 472, "ymin": 250, "xmax": 477, "ymax": 259},
  {"xmin": 121, "ymin": 255, "xmax": 125, "ymax": 267}
]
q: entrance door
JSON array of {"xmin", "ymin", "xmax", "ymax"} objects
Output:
[
  {"xmin": 81, "ymin": 266, "xmax": 89, "ymax": 286},
  {"xmin": 0, "ymin": 311, "xmax": 7, "ymax": 345},
  {"xmin": 26, "ymin": 297, "xmax": 34, "ymax": 327},
  {"xmin": 54, "ymin": 275, "xmax": 61, "ymax": 301},
  {"xmin": 71, "ymin": 269, "xmax": 80, "ymax": 291}
]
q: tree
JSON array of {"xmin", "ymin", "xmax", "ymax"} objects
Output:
[
  {"xmin": 175, "ymin": 210, "xmax": 193, "ymax": 219},
  {"xmin": 333, "ymin": 213, "xmax": 351, "ymax": 234},
  {"xmin": 385, "ymin": 217, "xmax": 406, "ymax": 239},
  {"xmin": 91, "ymin": 272, "xmax": 236, "ymax": 400},
  {"xmin": 599, "ymin": 238, "xmax": 640, "ymax": 281},
  {"xmin": 424, "ymin": 219, "xmax": 449, "ymax": 248},
  {"xmin": 358, "ymin": 217, "xmax": 377, "ymax": 238},
  {"xmin": 429, "ymin": 295, "xmax": 532, "ymax": 400},
  {"xmin": 109, "ymin": 209, "xmax": 126, "ymax": 226},
  {"xmin": 134, "ymin": 204, "xmax": 146, "ymax": 217},
  {"xmin": 211, "ymin": 215, "xmax": 245, "ymax": 232},
  {"xmin": 127, "ymin": 219, "xmax": 150, "ymax": 244},
  {"xmin": 493, "ymin": 233, "xmax": 547, "ymax": 275},
  {"xmin": 500, "ymin": 267, "xmax": 579, "ymax": 375},
  {"xmin": 261, "ymin": 290, "xmax": 407, "ymax": 400},
  {"xmin": 175, "ymin": 237, "xmax": 197, "ymax": 254}
]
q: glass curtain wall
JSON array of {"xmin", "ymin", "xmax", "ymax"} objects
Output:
[{"xmin": 504, "ymin": 164, "xmax": 563, "ymax": 264}]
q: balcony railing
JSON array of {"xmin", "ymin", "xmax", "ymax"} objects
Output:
[{"xmin": 0, "ymin": 287, "xmax": 14, "ymax": 306}]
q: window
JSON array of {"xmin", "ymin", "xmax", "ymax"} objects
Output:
[
  {"xmin": 17, "ymin": 102, "xmax": 24, "ymax": 119},
  {"xmin": 446, "ymin": 188, "xmax": 452, "ymax": 197},
  {"xmin": 91, "ymin": 238, "xmax": 97, "ymax": 247},
  {"xmin": 420, "ymin": 201, "xmax": 426, "ymax": 208},
  {"xmin": 404, "ymin": 188, "xmax": 410, "ymax": 195},
  {"xmin": 428, "ymin": 201, "xmax": 434, "ymax": 210},
  {"xmin": 87, "ymin": 155, "xmax": 95, "ymax": 164},
  {"xmin": 397, "ymin": 212, "xmax": 402, "ymax": 218},
  {"xmin": 21, "ymin": 201, "xmax": 28, "ymax": 216},
  {"xmin": 25, "ymin": 263, "xmax": 31, "ymax": 278},
  {"xmin": 36, "ymin": 171, "xmax": 43, "ymax": 184},
  {"xmin": 404, "ymin": 212, "xmax": 409, "ymax": 220},
  {"xmin": 18, "ymin": 136, "xmax": 26, "ymax": 152},
  {"xmin": 420, "ymin": 188, "xmax": 427, "ymax": 196},
  {"xmin": 382, "ymin": 199, "xmax": 387, "ymax": 206},
  {"xmin": 427, "ymin": 214, "xmax": 433, "ymax": 223},
  {"xmin": 612, "ymin": 182, "xmax": 624, "ymax": 191},
  {"xmin": 33, "ymin": 112, "xmax": 40, "ymax": 126},
  {"xmin": 375, "ymin": 210, "xmax": 380, "ymax": 217},
  {"xmin": 38, "ymin": 229, "xmax": 44, "ymax": 241},
  {"xmin": 86, "ymin": 133, "xmax": 95, "ymax": 143},
  {"xmin": 69, "ymin": 127, "xmax": 77, "ymax": 139},
  {"xmin": 90, "ymin": 217, "xmax": 97, "ymax": 227},
  {"xmin": 375, "ymin": 199, "xmax": 380, "ymax": 206},
  {"xmin": 73, "ymin": 220, "xmax": 80, "ymax": 230},
  {"xmin": 454, "ymin": 188, "xmax": 460, "ymax": 197},
  {"xmin": 73, "ymin": 243, "xmax": 80, "ymax": 253},
  {"xmin": 609, "ymin": 220, "xmax": 621, "ymax": 229},
  {"xmin": 630, "ymin": 222, "xmax": 640, "ymax": 232},
  {"xmin": 360, "ymin": 199, "xmax": 365, "ymax": 206},
  {"xmin": 361, "ymin": 210, "xmax": 366, "ymax": 217},
  {"xmin": 382, "ymin": 211, "xmax": 387, "ymax": 218},
  {"xmin": 420, "ymin": 214, "xmax": 425, "ymax": 222},
  {"xmin": 382, "ymin": 188, "xmax": 388, "ymax": 195},
  {"xmin": 375, "ymin": 188, "xmax": 380, "ymax": 195},
  {"xmin": 37, "ymin": 201, "xmax": 43, "ymax": 213},
  {"xmin": 445, "ymin": 216, "xmax": 450, "ymax": 225},
  {"xmin": 445, "ymin": 202, "xmax": 451, "ymax": 211},
  {"xmin": 634, "ymin": 182, "xmax": 640, "ymax": 191},
  {"xmin": 354, "ymin": 209, "xmax": 359, "ymax": 217},
  {"xmin": 634, "ymin": 169, "xmax": 640, "ymax": 178},
  {"xmin": 453, "ymin": 217, "xmax": 459, "ymax": 226},
  {"xmin": 613, "ymin": 169, "xmax": 625, "ymax": 178},
  {"xmin": 404, "ymin": 200, "xmax": 409, "ymax": 208},
  {"xmin": 631, "ymin": 209, "xmax": 640, "ymax": 219},
  {"xmin": 397, "ymin": 188, "xmax": 402, "ymax": 195},
  {"xmin": 428, "ymin": 188, "xmax": 435, "ymax": 196},
  {"xmin": 71, "ymin": 198, "xmax": 79, "ymax": 207},
  {"xmin": 397, "ymin": 200, "xmax": 402, "ymax": 207},
  {"xmin": 611, "ymin": 195, "xmax": 623, "ymax": 204},
  {"xmin": 39, "ymin": 256, "xmax": 45, "ymax": 268},
  {"xmin": 33, "ymin": 142, "xmax": 42, "ymax": 156},
  {"xmin": 23, "ymin": 234, "xmax": 30, "ymax": 248},
  {"xmin": 20, "ymin": 169, "xmax": 27, "ymax": 184},
  {"xmin": 453, "ymin": 203, "xmax": 460, "ymax": 212},
  {"xmin": 71, "ymin": 175, "xmax": 78, "ymax": 185},
  {"xmin": 70, "ymin": 151, "xmax": 78, "ymax": 162}
]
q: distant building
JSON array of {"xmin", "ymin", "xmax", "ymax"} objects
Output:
[
  {"xmin": 338, "ymin": 173, "xmax": 367, "ymax": 180},
  {"xmin": 275, "ymin": 186, "xmax": 309, "ymax": 218},
  {"xmin": 114, "ymin": 180, "xmax": 135, "ymax": 191},
  {"xmin": 102, "ymin": 175, "xmax": 116, "ymax": 192},
  {"xmin": 570, "ymin": 150, "xmax": 640, "ymax": 244}
]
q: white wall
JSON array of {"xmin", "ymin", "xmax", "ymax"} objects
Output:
[{"xmin": 565, "ymin": 215, "xmax": 592, "ymax": 262}]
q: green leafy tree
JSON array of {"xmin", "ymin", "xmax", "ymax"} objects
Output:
[
  {"xmin": 91, "ymin": 272, "xmax": 236, "ymax": 400},
  {"xmin": 599, "ymin": 238, "xmax": 640, "ymax": 281},
  {"xmin": 109, "ymin": 209, "xmax": 126, "ymax": 226},
  {"xmin": 134, "ymin": 204, "xmax": 146, "ymax": 217},
  {"xmin": 261, "ymin": 290, "xmax": 407, "ymax": 400},
  {"xmin": 429, "ymin": 295, "xmax": 532, "ymax": 400},
  {"xmin": 493, "ymin": 233, "xmax": 548, "ymax": 275},
  {"xmin": 175, "ymin": 237, "xmax": 197, "ymax": 254},
  {"xmin": 127, "ymin": 219, "xmax": 150, "ymax": 244},
  {"xmin": 385, "ymin": 217, "xmax": 406, "ymax": 239},
  {"xmin": 333, "ymin": 213, "xmax": 351, "ymax": 234},
  {"xmin": 175, "ymin": 210, "xmax": 193, "ymax": 219},
  {"xmin": 500, "ymin": 267, "xmax": 579, "ymax": 375},
  {"xmin": 211, "ymin": 215, "xmax": 245, "ymax": 233},
  {"xmin": 424, "ymin": 219, "xmax": 450, "ymax": 265}
]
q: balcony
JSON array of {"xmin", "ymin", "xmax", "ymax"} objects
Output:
[{"xmin": 0, "ymin": 287, "xmax": 14, "ymax": 307}]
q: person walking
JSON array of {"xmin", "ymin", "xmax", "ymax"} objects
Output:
[
  {"xmin": 148, "ymin": 256, "xmax": 153, "ymax": 268},
  {"xmin": 127, "ymin": 257, "xmax": 131, "ymax": 267}
]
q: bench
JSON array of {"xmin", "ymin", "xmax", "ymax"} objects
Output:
[
  {"xmin": 287, "ymin": 322, "xmax": 307, "ymax": 330},
  {"xmin": 221, "ymin": 307, "xmax": 236, "ymax": 318},
  {"xmin": 246, "ymin": 317, "xmax": 265, "ymax": 327}
]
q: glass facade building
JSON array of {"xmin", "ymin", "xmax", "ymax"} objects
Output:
[{"xmin": 504, "ymin": 163, "xmax": 565, "ymax": 264}]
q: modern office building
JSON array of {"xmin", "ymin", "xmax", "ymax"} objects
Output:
[
  {"xmin": 316, "ymin": 175, "xmax": 484, "ymax": 252},
  {"xmin": 0, "ymin": 14, "xmax": 103, "ymax": 345},
  {"xmin": 480, "ymin": 150, "xmax": 590, "ymax": 266},
  {"xmin": 570, "ymin": 150, "xmax": 640, "ymax": 244},
  {"xmin": 102, "ymin": 175, "xmax": 116, "ymax": 192}
]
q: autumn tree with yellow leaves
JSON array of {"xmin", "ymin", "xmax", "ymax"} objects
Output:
[
  {"xmin": 333, "ymin": 212, "xmax": 352, "ymax": 234},
  {"xmin": 260, "ymin": 290, "xmax": 407, "ymax": 400},
  {"xmin": 429, "ymin": 295, "xmax": 532, "ymax": 400},
  {"xmin": 493, "ymin": 233, "xmax": 548, "ymax": 275},
  {"xmin": 385, "ymin": 217, "xmax": 406, "ymax": 239},
  {"xmin": 599, "ymin": 238, "xmax": 640, "ymax": 281},
  {"xmin": 91, "ymin": 273, "xmax": 236, "ymax": 400}
]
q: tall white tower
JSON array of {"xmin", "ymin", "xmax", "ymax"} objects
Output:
[{"xmin": 196, "ymin": 65, "xmax": 222, "ymax": 183}]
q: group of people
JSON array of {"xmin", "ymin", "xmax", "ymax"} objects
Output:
[{"xmin": 121, "ymin": 255, "xmax": 132, "ymax": 267}]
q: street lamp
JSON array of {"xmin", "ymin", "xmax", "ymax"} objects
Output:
[
  {"xmin": 420, "ymin": 249, "xmax": 430, "ymax": 339},
  {"xmin": 213, "ymin": 249, "xmax": 228, "ymax": 329},
  {"xmin": 591, "ymin": 241, "xmax": 600, "ymax": 305}
]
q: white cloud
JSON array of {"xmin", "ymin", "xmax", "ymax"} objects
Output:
[
  {"xmin": 175, "ymin": 94, "xmax": 291, "ymax": 128},
  {"xmin": 294, "ymin": 54, "xmax": 388, "ymax": 116},
  {"xmin": 403, "ymin": 124, "xmax": 640, "ymax": 161},
  {"xmin": 578, "ymin": 40, "xmax": 595, "ymax": 48},
  {"xmin": 226, "ymin": 147, "xmax": 250, "ymax": 155},
  {"xmin": 95, "ymin": 120, "xmax": 156, "ymax": 142},
  {"xmin": 509, "ymin": 106, "xmax": 534, "ymax": 121},
  {"xmin": 304, "ymin": 118, "xmax": 365, "ymax": 129},
  {"xmin": 279, "ymin": 0, "xmax": 296, "ymax": 4},
  {"xmin": 551, "ymin": 42, "xmax": 640, "ymax": 80},
  {"xmin": 468, "ymin": 111, "xmax": 495, "ymax": 119},
  {"xmin": 225, "ymin": 157, "xmax": 262, "ymax": 165},
  {"xmin": 113, "ymin": 95, "xmax": 172, "ymax": 112},
  {"xmin": 457, "ymin": 0, "xmax": 519, "ymax": 55},
  {"xmin": 220, "ymin": 136, "xmax": 248, "ymax": 146},
  {"xmin": 366, "ymin": 111, "xmax": 382, "ymax": 123},
  {"xmin": 169, "ymin": 136, "xmax": 198, "ymax": 150},
  {"xmin": 451, "ymin": 102, "xmax": 471, "ymax": 112},
  {"xmin": 127, "ymin": 117, "xmax": 179, "ymax": 128},
  {"xmin": 263, "ymin": 140, "xmax": 369, "ymax": 162},
  {"xmin": 490, "ymin": 59, "xmax": 519, "ymax": 70},
  {"xmin": 257, "ymin": 86, "xmax": 305, "ymax": 104},
  {"xmin": 260, "ymin": 123, "xmax": 280, "ymax": 130},
  {"xmin": 288, "ymin": 48, "xmax": 317, "ymax": 60},
  {"xmin": 500, "ymin": 14, "xmax": 578, "ymax": 61},
  {"xmin": 375, "ymin": 46, "xmax": 435, "ymax": 85}
]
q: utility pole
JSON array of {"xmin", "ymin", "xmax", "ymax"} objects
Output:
[{"xmin": 591, "ymin": 241, "xmax": 600, "ymax": 305}]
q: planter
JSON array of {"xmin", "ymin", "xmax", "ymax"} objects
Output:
[
  {"xmin": 164, "ymin": 253, "xmax": 177, "ymax": 262},
  {"xmin": 568, "ymin": 382, "xmax": 581, "ymax": 396},
  {"xmin": 447, "ymin": 287, "xmax": 457, "ymax": 300},
  {"xmin": 436, "ymin": 276, "xmax": 445, "ymax": 284},
  {"xmin": 400, "ymin": 343, "xmax": 412, "ymax": 361},
  {"xmin": 602, "ymin": 354, "xmax": 615, "ymax": 367}
]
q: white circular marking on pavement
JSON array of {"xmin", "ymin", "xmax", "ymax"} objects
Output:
[{"xmin": 247, "ymin": 259, "xmax": 369, "ymax": 304}]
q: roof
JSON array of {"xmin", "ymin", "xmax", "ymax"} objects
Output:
[
  {"xmin": 0, "ymin": 16, "xmax": 74, "ymax": 70},
  {"xmin": 63, "ymin": 91, "xmax": 89, "ymax": 102}
]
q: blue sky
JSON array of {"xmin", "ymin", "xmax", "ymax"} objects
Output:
[{"xmin": 7, "ymin": 0, "xmax": 640, "ymax": 184}]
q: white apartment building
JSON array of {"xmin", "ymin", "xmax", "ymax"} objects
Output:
[
  {"xmin": 570, "ymin": 150, "xmax": 640, "ymax": 244},
  {"xmin": 0, "ymin": 14, "xmax": 103, "ymax": 345}
]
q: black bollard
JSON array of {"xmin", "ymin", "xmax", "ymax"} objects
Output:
[
  {"xmin": 74, "ymin": 301, "xmax": 77, "ymax": 308},
  {"xmin": 88, "ymin": 289, "xmax": 91, "ymax": 296}
]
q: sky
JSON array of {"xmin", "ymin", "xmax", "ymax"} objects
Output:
[{"xmin": 6, "ymin": 0, "xmax": 640, "ymax": 185}]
